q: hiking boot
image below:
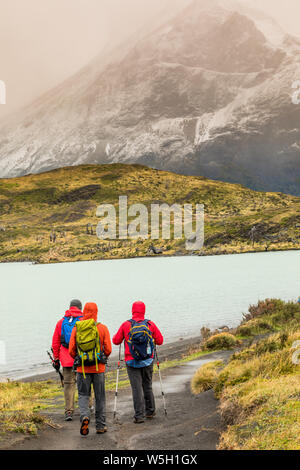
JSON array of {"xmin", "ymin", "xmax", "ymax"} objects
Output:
[
  {"xmin": 146, "ymin": 412, "xmax": 156, "ymax": 419},
  {"xmin": 96, "ymin": 426, "xmax": 108, "ymax": 434},
  {"xmin": 134, "ymin": 418, "xmax": 145, "ymax": 424},
  {"xmin": 65, "ymin": 411, "xmax": 73, "ymax": 422},
  {"xmin": 80, "ymin": 417, "xmax": 90, "ymax": 436}
]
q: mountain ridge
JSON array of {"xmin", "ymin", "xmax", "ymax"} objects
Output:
[{"xmin": 0, "ymin": 0, "xmax": 299, "ymax": 195}]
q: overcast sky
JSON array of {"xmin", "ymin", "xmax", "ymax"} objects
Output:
[{"xmin": 0, "ymin": 0, "xmax": 299, "ymax": 118}]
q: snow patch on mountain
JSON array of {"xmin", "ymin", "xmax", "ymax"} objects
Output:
[{"xmin": 0, "ymin": 0, "xmax": 299, "ymax": 194}]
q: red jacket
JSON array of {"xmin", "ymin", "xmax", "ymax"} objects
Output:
[
  {"xmin": 113, "ymin": 301, "xmax": 164, "ymax": 363},
  {"xmin": 69, "ymin": 302, "xmax": 112, "ymax": 374},
  {"xmin": 52, "ymin": 306, "xmax": 83, "ymax": 368}
]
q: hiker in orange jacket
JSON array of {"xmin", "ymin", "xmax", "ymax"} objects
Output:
[{"xmin": 69, "ymin": 302, "xmax": 112, "ymax": 435}]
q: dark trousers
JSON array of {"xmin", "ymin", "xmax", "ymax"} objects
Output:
[
  {"xmin": 77, "ymin": 373, "xmax": 106, "ymax": 429},
  {"xmin": 126, "ymin": 363, "xmax": 155, "ymax": 419}
]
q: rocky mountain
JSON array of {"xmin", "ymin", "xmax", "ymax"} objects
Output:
[{"xmin": 0, "ymin": 0, "xmax": 300, "ymax": 195}]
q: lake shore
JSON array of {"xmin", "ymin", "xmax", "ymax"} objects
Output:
[
  {"xmin": 19, "ymin": 333, "xmax": 205, "ymax": 383},
  {"xmin": 1, "ymin": 250, "xmax": 299, "ymax": 382},
  {"xmin": 1, "ymin": 244, "xmax": 300, "ymax": 266}
]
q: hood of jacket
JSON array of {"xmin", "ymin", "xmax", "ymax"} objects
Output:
[
  {"xmin": 64, "ymin": 306, "xmax": 83, "ymax": 318},
  {"xmin": 132, "ymin": 301, "xmax": 146, "ymax": 322},
  {"xmin": 83, "ymin": 302, "xmax": 98, "ymax": 322}
]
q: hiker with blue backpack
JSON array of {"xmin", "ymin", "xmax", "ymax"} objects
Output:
[
  {"xmin": 52, "ymin": 299, "xmax": 83, "ymax": 421},
  {"xmin": 113, "ymin": 301, "xmax": 164, "ymax": 423}
]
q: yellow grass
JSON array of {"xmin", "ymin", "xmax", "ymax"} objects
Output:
[
  {"xmin": 0, "ymin": 164, "xmax": 299, "ymax": 263},
  {"xmin": 191, "ymin": 300, "xmax": 300, "ymax": 450}
]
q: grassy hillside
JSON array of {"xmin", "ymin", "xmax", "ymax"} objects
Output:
[
  {"xmin": 0, "ymin": 164, "xmax": 299, "ymax": 263},
  {"xmin": 192, "ymin": 299, "xmax": 300, "ymax": 450}
]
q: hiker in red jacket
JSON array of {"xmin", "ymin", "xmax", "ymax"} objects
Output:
[
  {"xmin": 113, "ymin": 301, "xmax": 164, "ymax": 423},
  {"xmin": 52, "ymin": 299, "xmax": 83, "ymax": 421}
]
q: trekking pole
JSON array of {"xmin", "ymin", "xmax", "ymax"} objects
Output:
[
  {"xmin": 155, "ymin": 346, "xmax": 167, "ymax": 416},
  {"xmin": 113, "ymin": 344, "xmax": 122, "ymax": 421},
  {"xmin": 47, "ymin": 349, "xmax": 64, "ymax": 388}
]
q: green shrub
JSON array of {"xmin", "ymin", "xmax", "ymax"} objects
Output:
[
  {"xmin": 239, "ymin": 300, "xmax": 300, "ymax": 336},
  {"xmin": 242, "ymin": 299, "xmax": 283, "ymax": 323},
  {"xmin": 256, "ymin": 320, "xmax": 273, "ymax": 331},
  {"xmin": 203, "ymin": 333, "xmax": 241, "ymax": 350},
  {"xmin": 237, "ymin": 325, "xmax": 254, "ymax": 337}
]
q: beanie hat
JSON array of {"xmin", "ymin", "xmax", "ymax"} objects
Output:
[{"xmin": 70, "ymin": 299, "xmax": 82, "ymax": 310}]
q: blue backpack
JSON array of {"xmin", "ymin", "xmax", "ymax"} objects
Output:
[
  {"xmin": 61, "ymin": 315, "xmax": 83, "ymax": 348},
  {"xmin": 128, "ymin": 319, "xmax": 155, "ymax": 361}
]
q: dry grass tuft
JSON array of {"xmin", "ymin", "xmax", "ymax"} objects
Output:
[
  {"xmin": 191, "ymin": 361, "xmax": 224, "ymax": 394},
  {"xmin": 203, "ymin": 333, "xmax": 241, "ymax": 351}
]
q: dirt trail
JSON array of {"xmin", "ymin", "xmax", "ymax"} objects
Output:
[{"xmin": 12, "ymin": 351, "xmax": 231, "ymax": 451}]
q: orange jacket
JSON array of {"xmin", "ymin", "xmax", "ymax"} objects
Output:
[{"xmin": 69, "ymin": 302, "xmax": 112, "ymax": 374}]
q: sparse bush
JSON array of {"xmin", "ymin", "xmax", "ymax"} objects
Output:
[
  {"xmin": 242, "ymin": 299, "xmax": 282, "ymax": 323},
  {"xmin": 200, "ymin": 326, "xmax": 211, "ymax": 341},
  {"xmin": 238, "ymin": 300, "xmax": 300, "ymax": 337}
]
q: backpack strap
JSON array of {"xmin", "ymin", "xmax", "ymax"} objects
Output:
[
  {"xmin": 129, "ymin": 319, "xmax": 150, "ymax": 325},
  {"xmin": 96, "ymin": 322, "xmax": 104, "ymax": 354},
  {"xmin": 82, "ymin": 357, "xmax": 85, "ymax": 378},
  {"xmin": 96, "ymin": 322, "xmax": 100, "ymax": 371},
  {"xmin": 95, "ymin": 350, "xmax": 98, "ymax": 372}
]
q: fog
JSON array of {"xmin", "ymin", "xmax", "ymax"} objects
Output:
[{"xmin": 0, "ymin": 0, "xmax": 299, "ymax": 118}]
